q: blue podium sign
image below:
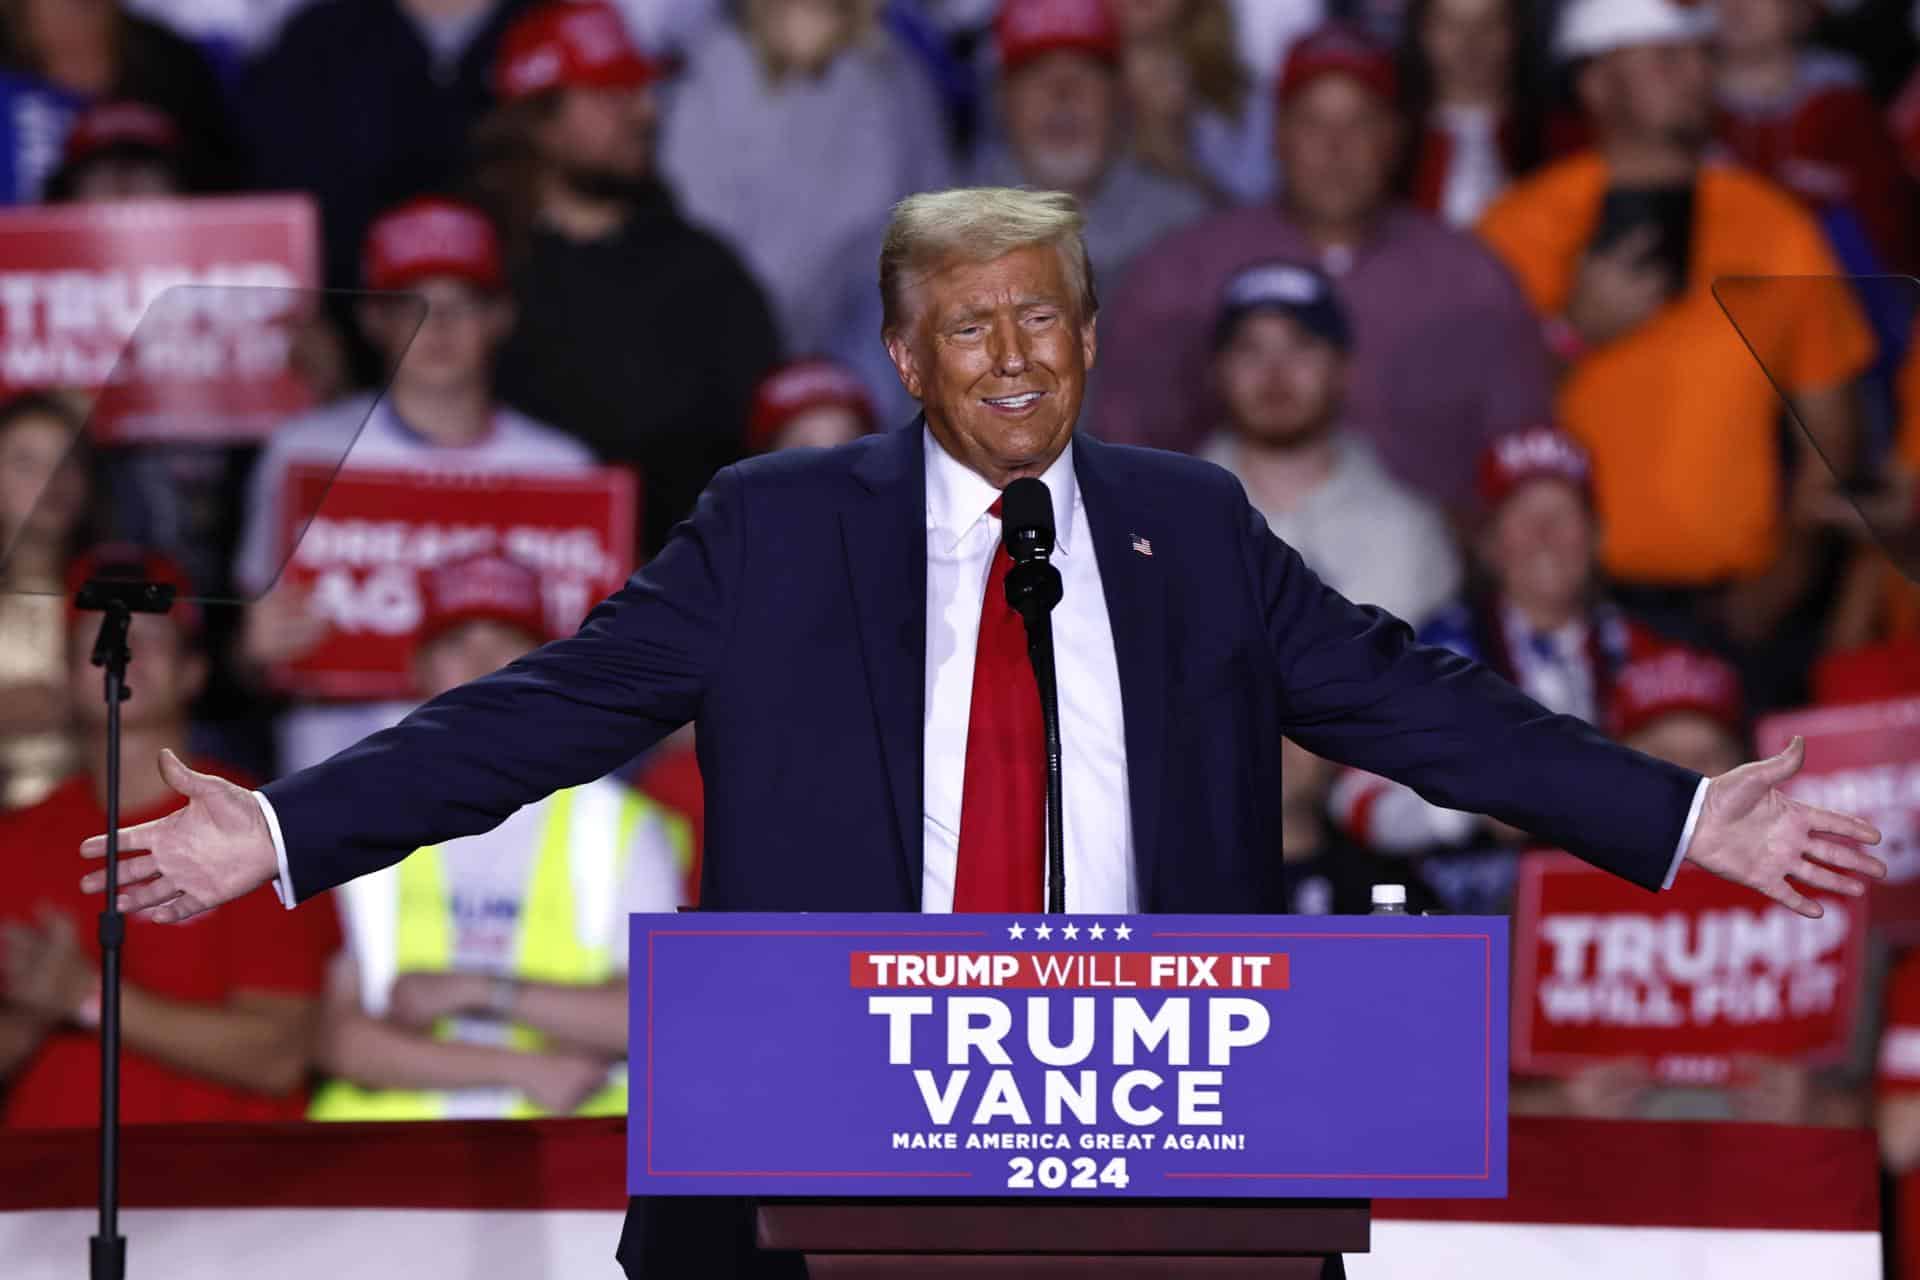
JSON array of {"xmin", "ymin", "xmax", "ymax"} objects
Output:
[{"xmin": 631, "ymin": 913, "xmax": 1508, "ymax": 1198}]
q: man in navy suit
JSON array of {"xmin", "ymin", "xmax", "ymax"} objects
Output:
[{"xmin": 84, "ymin": 188, "xmax": 1883, "ymax": 1276}]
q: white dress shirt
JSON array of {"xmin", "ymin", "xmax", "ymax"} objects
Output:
[
  {"xmin": 263, "ymin": 429, "xmax": 1707, "ymax": 907},
  {"xmin": 920, "ymin": 429, "xmax": 1135, "ymax": 913}
]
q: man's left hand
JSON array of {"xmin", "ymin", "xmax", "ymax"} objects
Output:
[
  {"xmin": 0, "ymin": 906, "xmax": 97, "ymax": 1022},
  {"xmin": 1684, "ymin": 736, "xmax": 1886, "ymax": 917}
]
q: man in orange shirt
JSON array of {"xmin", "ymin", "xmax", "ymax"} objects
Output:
[
  {"xmin": 1476, "ymin": 0, "xmax": 1874, "ymax": 700},
  {"xmin": 0, "ymin": 549, "xmax": 340, "ymax": 1127}
]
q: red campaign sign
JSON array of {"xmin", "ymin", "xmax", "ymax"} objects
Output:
[
  {"xmin": 0, "ymin": 195, "xmax": 320, "ymax": 442},
  {"xmin": 1757, "ymin": 698, "xmax": 1920, "ymax": 941},
  {"xmin": 1511, "ymin": 852, "xmax": 1866, "ymax": 1084},
  {"xmin": 271, "ymin": 464, "xmax": 637, "ymax": 700}
]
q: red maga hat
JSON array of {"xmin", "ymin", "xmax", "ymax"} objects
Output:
[
  {"xmin": 1608, "ymin": 646, "xmax": 1744, "ymax": 742},
  {"xmin": 495, "ymin": 0, "xmax": 659, "ymax": 101},
  {"xmin": 417, "ymin": 553, "xmax": 549, "ymax": 649},
  {"xmin": 1277, "ymin": 22, "xmax": 1398, "ymax": 106},
  {"xmin": 61, "ymin": 101, "xmax": 182, "ymax": 167},
  {"xmin": 362, "ymin": 197, "xmax": 505, "ymax": 293},
  {"xmin": 747, "ymin": 359, "xmax": 876, "ymax": 453},
  {"xmin": 996, "ymin": 0, "xmax": 1121, "ymax": 73},
  {"xmin": 1476, "ymin": 425, "xmax": 1592, "ymax": 513}
]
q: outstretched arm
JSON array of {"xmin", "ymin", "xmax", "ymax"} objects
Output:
[
  {"xmin": 82, "ymin": 465, "xmax": 750, "ymax": 918},
  {"xmin": 1241, "ymin": 494, "xmax": 1883, "ymax": 909}
]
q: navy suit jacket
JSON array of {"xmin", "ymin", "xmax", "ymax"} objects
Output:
[
  {"xmin": 266, "ymin": 421, "xmax": 1698, "ymax": 907},
  {"xmin": 265, "ymin": 421, "xmax": 1700, "ymax": 1277}
]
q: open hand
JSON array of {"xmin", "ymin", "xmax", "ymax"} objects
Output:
[
  {"xmin": 1682, "ymin": 737, "xmax": 1885, "ymax": 917},
  {"xmin": 78, "ymin": 749, "xmax": 280, "ymax": 923}
]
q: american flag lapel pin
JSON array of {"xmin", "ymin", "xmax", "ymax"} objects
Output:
[{"xmin": 1130, "ymin": 534, "xmax": 1153, "ymax": 557}]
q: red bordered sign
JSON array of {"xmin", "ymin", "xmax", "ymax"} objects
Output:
[
  {"xmin": 269, "ymin": 464, "xmax": 637, "ymax": 699},
  {"xmin": 1512, "ymin": 852, "xmax": 1867, "ymax": 1084}
]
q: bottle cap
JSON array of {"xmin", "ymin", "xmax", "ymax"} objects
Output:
[{"xmin": 1370, "ymin": 883, "xmax": 1407, "ymax": 907}]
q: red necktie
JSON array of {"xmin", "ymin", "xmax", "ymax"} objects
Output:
[{"xmin": 953, "ymin": 500, "xmax": 1045, "ymax": 912}]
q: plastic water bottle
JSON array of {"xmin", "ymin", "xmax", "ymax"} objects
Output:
[{"xmin": 1370, "ymin": 883, "xmax": 1408, "ymax": 915}]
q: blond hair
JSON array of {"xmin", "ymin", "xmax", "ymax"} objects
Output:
[{"xmin": 879, "ymin": 188, "xmax": 1097, "ymax": 337}]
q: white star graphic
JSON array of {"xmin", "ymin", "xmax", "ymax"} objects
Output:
[
  {"xmin": 1062, "ymin": 923, "xmax": 1080, "ymax": 940},
  {"xmin": 1007, "ymin": 922, "xmax": 1026, "ymax": 940},
  {"xmin": 1113, "ymin": 923, "xmax": 1133, "ymax": 940},
  {"xmin": 1034, "ymin": 922, "xmax": 1054, "ymax": 940},
  {"xmin": 1088, "ymin": 923, "xmax": 1106, "ymax": 940}
]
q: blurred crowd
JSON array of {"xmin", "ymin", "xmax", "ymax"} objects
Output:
[{"xmin": 1, "ymin": 0, "xmax": 1919, "ymax": 1264}]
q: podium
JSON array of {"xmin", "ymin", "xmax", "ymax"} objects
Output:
[
  {"xmin": 635, "ymin": 912, "xmax": 1507, "ymax": 1274},
  {"xmin": 756, "ymin": 1198, "xmax": 1369, "ymax": 1277}
]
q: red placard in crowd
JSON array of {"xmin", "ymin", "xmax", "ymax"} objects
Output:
[
  {"xmin": 270, "ymin": 464, "xmax": 637, "ymax": 700},
  {"xmin": 1511, "ymin": 852, "xmax": 1867, "ymax": 1084},
  {"xmin": 1757, "ymin": 697, "xmax": 1920, "ymax": 942},
  {"xmin": 0, "ymin": 194, "xmax": 320, "ymax": 441}
]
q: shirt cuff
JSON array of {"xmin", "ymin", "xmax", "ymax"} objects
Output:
[
  {"xmin": 253, "ymin": 790, "xmax": 298, "ymax": 910},
  {"xmin": 1662, "ymin": 777, "xmax": 1711, "ymax": 891}
]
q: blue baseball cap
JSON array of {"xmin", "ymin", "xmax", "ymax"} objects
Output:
[{"xmin": 1211, "ymin": 261, "xmax": 1351, "ymax": 353}]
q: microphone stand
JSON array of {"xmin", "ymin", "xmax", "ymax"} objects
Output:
[
  {"xmin": 1005, "ymin": 559, "xmax": 1065, "ymax": 913},
  {"xmin": 74, "ymin": 575, "xmax": 176, "ymax": 1280}
]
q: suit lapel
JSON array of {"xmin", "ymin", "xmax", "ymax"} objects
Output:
[
  {"xmin": 1074, "ymin": 434, "xmax": 1169, "ymax": 906},
  {"xmin": 842, "ymin": 422, "xmax": 929, "ymax": 905}
]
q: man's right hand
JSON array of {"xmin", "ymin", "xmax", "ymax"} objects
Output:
[
  {"xmin": 78, "ymin": 750, "xmax": 280, "ymax": 923},
  {"xmin": 1565, "ymin": 225, "xmax": 1672, "ymax": 349}
]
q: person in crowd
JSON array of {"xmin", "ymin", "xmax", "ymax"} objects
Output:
[
  {"xmin": 971, "ymin": 0, "xmax": 1210, "ymax": 296},
  {"xmin": 1091, "ymin": 20, "xmax": 1553, "ymax": 514},
  {"xmin": 0, "ymin": 0, "xmax": 241, "ymax": 191},
  {"xmin": 1330, "ymin": 425, "xmax": 1660, "ymax": 913},
  {"xmin": 658, "ymin": 0, "xmax": 952, "ymax": 354},
  {"xmin": 0, "ymin": 547, "xmax": 339, "ymax": 1127},
  {"xmin": 1111, "ymin": 0, "xmax": 1266, "ymax": 204},
  {"xmin": 746, "ymin": 357, "xmax": 875, "ymax": 454},
  {"xmin": 0, "ymin": 393, "xmax": 87, "ymax": 810},
  {"xmin": 469, "ymin": 0, "xmax": 779, "ymax": 554},
  {"xmin": 240, "ymin": 0, "xmax": 536, "ymax": 292},
  {"xmin": 1714, "ymin": 0, "xmax": 1909, "ymax": 273},
  {"xmin": 42, "ymin": 99, "xmax": 186, "ymax": 201},
  {"xmin": 1475, "ymin": 0, "xmax": 1873, "ymax": 709},
  {"xmin": 1198, "ymin": 259, "xmax": 1459, "ymax": 626},
  {"xmin": 1401, "ymin": 0, "xmax": 1545, "ymax": 226},
  {"xmin": 310, "ymin": 552, "xmax": 685, "ymax": 1121},
  {"xmin": 234, "ymin": 195, "xmax": 595, "ymax": 775}
]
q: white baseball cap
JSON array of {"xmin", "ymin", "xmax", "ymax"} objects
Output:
[{"xmin": 1554, "ymin": 0, "xmax": 1716, "ymax": 63}]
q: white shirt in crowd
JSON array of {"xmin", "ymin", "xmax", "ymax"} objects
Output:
[
  {"xmin": 233, "ymin": 393, "xmax": 595, "ymax": 776},
  {"xmin": 1202, "ymin": 431, "xmax": 1462, "ymax": 631},
  {"xmin": 264, "ymin": 428, "xmax": 1705, "ymax": 907}
]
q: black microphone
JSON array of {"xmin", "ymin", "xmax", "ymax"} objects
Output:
[
  {"xmin": 1000, "ymin": 477, "xmax": 1066, "ymax": 914},
  {"xmin": 1001, "ymin": 477, "xmax": 1063, "ymax": 619}
]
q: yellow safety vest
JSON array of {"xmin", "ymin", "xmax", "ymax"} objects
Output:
[{"xmin": 310, "ymin": 784, "xmax": 688, "ymax": 1121}]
